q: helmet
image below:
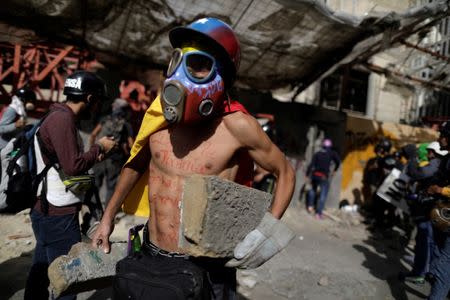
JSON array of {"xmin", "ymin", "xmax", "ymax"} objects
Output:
[
  {"xmin": 426, "ymin": 141, "xmax": 448, "ymax": 156},
  {"xmin": 323, "ymin": 139, "xmax": 332, "ymax": 148},
  {"xmin": 440, "ymin": 121, "xmax": 450, "ymax": 137},
  {"xmin": 15, "ymin": 87, "xmax": 36, "ymax": 102},
  {"xmin": 63, "ymin": 71, "xmax": 107, "ymax": 99},
  {"xmin": 375, "ymin": 138, "xmax": 392, "ymax": 153},
  {"xmin": 169, "ymin": 18, "xmax": 240, "ymax": 87}
]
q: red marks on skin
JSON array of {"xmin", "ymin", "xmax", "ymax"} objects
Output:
[
  {"xmin": 150, "ymin": 134, "xmax": 170, "ymax": 146},
  {"xmin": 149, "ymin": 192, "xmax": 179, "ymax": 207},
  {"xmin": 149, "ymin": 173, "xmax": 173, "ymax": 188},
  {"xmin": 199, "ymin": 141, "xmax": 213, "ymax": 156},
  {"xmin": 154, "ymin": 149, "xmax": 214, "ymax": 174},
  {"xmin": 151, "ymin": 197, "xmax": 181, "ymax": 251},
  {"xmin": 150, "ymin": 130, "xmax": 218, "ymax": 175}
]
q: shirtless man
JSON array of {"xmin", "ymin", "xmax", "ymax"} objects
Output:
[{"xmin": 92, "ymin": 17, "xmax": 295, "ymax": 298}]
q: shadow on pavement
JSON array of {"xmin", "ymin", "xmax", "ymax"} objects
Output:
[
  {"xmin": 84, "ymin": 287, "xmax": 251, "ymax": 299},
  {"xmin": 0, "ymin": 250, "xmax": 33, "ymax": 299},
  {"xmin": 353, "ymin": 228, "xmax": 429, "ymax": 300}
]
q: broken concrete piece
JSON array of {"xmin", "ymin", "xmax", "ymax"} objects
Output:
[
  {"xmin": 179, "ymin": 175, "xmax": 273, "ymax": 257},
  {"xmin": 48, "ymin": 242, "xmax": 127, "ymax": 298},
  {"xmin": 318, "ymin": 275, "xmax": 329, "ymax": 286}
]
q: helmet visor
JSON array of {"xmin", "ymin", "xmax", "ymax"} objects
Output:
[{"xmin": 184, "ymin": 52, "xmax": 215, "ymax": 82}]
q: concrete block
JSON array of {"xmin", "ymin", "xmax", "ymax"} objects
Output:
[
  {"xmin": 48, "ymin": 242, "xmax": 127, "ymax": 297},
  {"xmin": 179, "ymin": 175, "xmax": 272, "ymax": 257}
]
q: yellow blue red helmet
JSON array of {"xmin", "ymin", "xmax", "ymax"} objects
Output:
[{"xmin": 169, "ymin": 17, "xmax": 240, "ymax": 88}]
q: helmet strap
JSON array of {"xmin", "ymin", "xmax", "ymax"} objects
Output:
[{"xmin": 225, "ymin": 92, "xmax": 231, "ymax": 111}]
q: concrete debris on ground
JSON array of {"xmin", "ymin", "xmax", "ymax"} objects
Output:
[
  {"xmin": 7, "ymin": 234, "xmax": 32, "ymax": 240},
  {"xmin": 239, "ymin": 270, "xmax": 259, "ymax": 289},
  {"xmin": 318, "ymin": 275, "xmax": 329, "ymax": 286},
  {"xmin": 48, "ymin": 242, "xmax": 127, "ymax": 298}
]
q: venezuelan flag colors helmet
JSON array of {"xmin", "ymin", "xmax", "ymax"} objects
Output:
[{"xmin": 169, "ymin": 18, "xmax": 240, "ymax": 88}]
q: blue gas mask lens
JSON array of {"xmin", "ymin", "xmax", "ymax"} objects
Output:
[
  {"xmin": 167, "ymin": 49, "xmax": 216, "ymax": 84},
  {"xmin": 184, "ymin": 51, "xmax": 215, "ymax": 83}
]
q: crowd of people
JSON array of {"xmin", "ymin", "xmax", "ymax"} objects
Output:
[{"xmin": 361, "ymin": 132, "xmax": 450, "ymax": 299}]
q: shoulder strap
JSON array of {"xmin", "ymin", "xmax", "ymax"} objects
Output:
[
  {"xmin": 34, "ymin": 109, "xmax": 66, "ymax": 166},
  {"xmin": 30, "ymin": 110, "xmax": 63, "ymax": 214}
]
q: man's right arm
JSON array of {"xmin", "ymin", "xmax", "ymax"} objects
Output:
[
  {"xmin": 408, "ymin": 159, "xmax": 439, "ymax": 181},
  {"xmin": 91, "ymin": 147, "xmax": 150, "ymax": 253}
]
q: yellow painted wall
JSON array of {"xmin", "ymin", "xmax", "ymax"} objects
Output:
[{"xmin": 341, "ymin": 115, "xmax": 438, "ymax": 205}]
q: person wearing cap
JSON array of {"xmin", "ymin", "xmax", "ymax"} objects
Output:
[
  {"xmin": 425, "ymin": 122, "xmax": 450, "ymax": 300},
  {"xmin": 0, "ymin": 87, "xmax": 37, "ymax": 149},
  {"xmin": 92, "ymin": 18, "xmax": 295, "ymax": 299},
  {"xmin": 24, "ymin": 71, "xmax": 117, "ymax": 300},
  {"xmin": 306, "ymin": 138, "xmax": 340, "ymax": 219},
  {"xmin": 400, "ymin": 142, "xmax": 447, "ymax": 285}
]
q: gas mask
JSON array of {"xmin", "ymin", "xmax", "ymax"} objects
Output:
[{"xmin": 162, "ymin": 47, "xmax": 225, "ymax": 124}]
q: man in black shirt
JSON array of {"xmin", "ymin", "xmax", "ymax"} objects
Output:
[{"xmin": 306, "ymin": 138, "xmax": 340, "ymax": 219}]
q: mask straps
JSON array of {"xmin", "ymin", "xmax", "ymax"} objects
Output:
[{"xmin": 226, "ymin": 92, "xmax": 231, "ymax": 111}]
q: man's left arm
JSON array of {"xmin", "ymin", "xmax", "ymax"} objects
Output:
[
  {"xmin": 227, "ymin": 112, "xmax": 295, "ymax": 218},
  {"xmin": 225, "ymin": 112, "xmax": 295, "ymax": 269}
]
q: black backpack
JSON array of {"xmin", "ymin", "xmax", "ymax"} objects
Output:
[{"xmin": 0, "ymin": 113, "xmax": 54, "ymax": 213}]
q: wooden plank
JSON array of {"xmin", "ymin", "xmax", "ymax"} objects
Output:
[
  {"xmin": 12, "ymin": 44, "xmax": 21, "ymax": 90},
  {"xmin": 0, "ymin": 66, "xmax": 13, "ymax": 82},
  {"xmin": 43, "ymin": 50, "xmax": 65, "ymax": 88},
  {"xmin": 34, "ymin": 48, "xmax": 40, "ymax": 79}
]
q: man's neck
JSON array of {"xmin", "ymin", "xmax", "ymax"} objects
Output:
[{"xmin": 65, "ymin": 101, "xmax": 84, "ymax": 117}]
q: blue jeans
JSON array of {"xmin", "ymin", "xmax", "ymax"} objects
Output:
[
  {"xmin": 428, "ymin": 230, "xmax": 450, "ymax": 300},
  {"xmin": 25, "ymin": 209, "xmax": 81, "ymax": 300},
  {"xmin": 307, "ymin": 175, "xmax": 330, "ymax": 215},
  {"xmin": 411, "ymin": 220, "xmax": 434, "ymax": 276}
]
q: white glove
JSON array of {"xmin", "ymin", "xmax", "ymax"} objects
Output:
[{"xmin": 225, "ymin": 212, "xmax": 295, "ymax": 269}]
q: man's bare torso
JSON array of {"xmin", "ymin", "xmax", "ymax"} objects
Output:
[{"xmin": 148, "ymin": 115, "xmax": 241, "ymax": 251}]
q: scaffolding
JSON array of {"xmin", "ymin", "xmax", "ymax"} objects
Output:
[{"xmin": 0, "ymin": 42, "xmax": 90, "ymax": 105}]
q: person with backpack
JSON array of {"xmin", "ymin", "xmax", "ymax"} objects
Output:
[
  {"xmin": 306, "ymin": 138, "xmax": 341, "ymax": 219},
  {"xmin": 89, "ymin": 98, "xmax": 134, "ymax": 207},
  {"xmin": 0, "ymin": 87, "xmax": 36, "ymax": 149},
  {"xmin": 24, "ymin": 71, "xmax": 117, "ymax": 300}
]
